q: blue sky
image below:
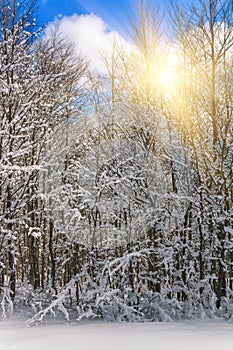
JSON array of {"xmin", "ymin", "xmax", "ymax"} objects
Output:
[
  {"xmin": 37, "ymin": 0, "xmax": 182, "ymax": 34},
  {"xmin": 38, "ymin": 0, "xmax": 135, "ymax": 32}
]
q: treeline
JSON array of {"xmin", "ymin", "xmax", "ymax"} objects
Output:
[{"xmin": 0, "ymin": 0, "xmax": 233, "ymax": 323}]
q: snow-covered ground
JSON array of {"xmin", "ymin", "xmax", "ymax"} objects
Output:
[{"xmin": 1, "ymin": 319, "xmax": 233, "ymax": 350}]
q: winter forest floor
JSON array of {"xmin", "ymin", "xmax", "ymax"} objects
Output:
[{"xmin": 1, "ymin": 318, "xmax": 233, "ymax": 350}]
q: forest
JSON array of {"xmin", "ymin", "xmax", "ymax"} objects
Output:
[{"xmin": 0, "ymin": 0, "xmax": 233, "ymax": 324}]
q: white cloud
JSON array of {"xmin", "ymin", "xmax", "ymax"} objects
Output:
[{"xmin": 45, "ymin": 13, "xmax": 129, "ymax": 74}]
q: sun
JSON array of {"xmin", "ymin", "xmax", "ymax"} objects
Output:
[
  {"xmin": 155, "ymin": 47, "xmax": 180, "ymax": 95},
  {"xmin": 157, "ymin": 66, "xmax": 177, "ymax": 93}
]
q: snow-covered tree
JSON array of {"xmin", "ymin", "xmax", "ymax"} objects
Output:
[
  {"xmin": 0, "ymin": 0, "xmax": 89, "ymax": 303},
  {"xmin": 168, "ymin": 0, "xmax": 233, "ymax": 309}
]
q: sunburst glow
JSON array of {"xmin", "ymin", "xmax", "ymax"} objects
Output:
[
  {"xmin": 157, "ymin": 49, "xmax": 179, "ymax": 94},
  {"xmin": 146, "ymin": 47, "xmax": 180, "ymax": 96},
  {"xmin": 157, "ymin": 66, "xmax": 178, "ymax": 93}
]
